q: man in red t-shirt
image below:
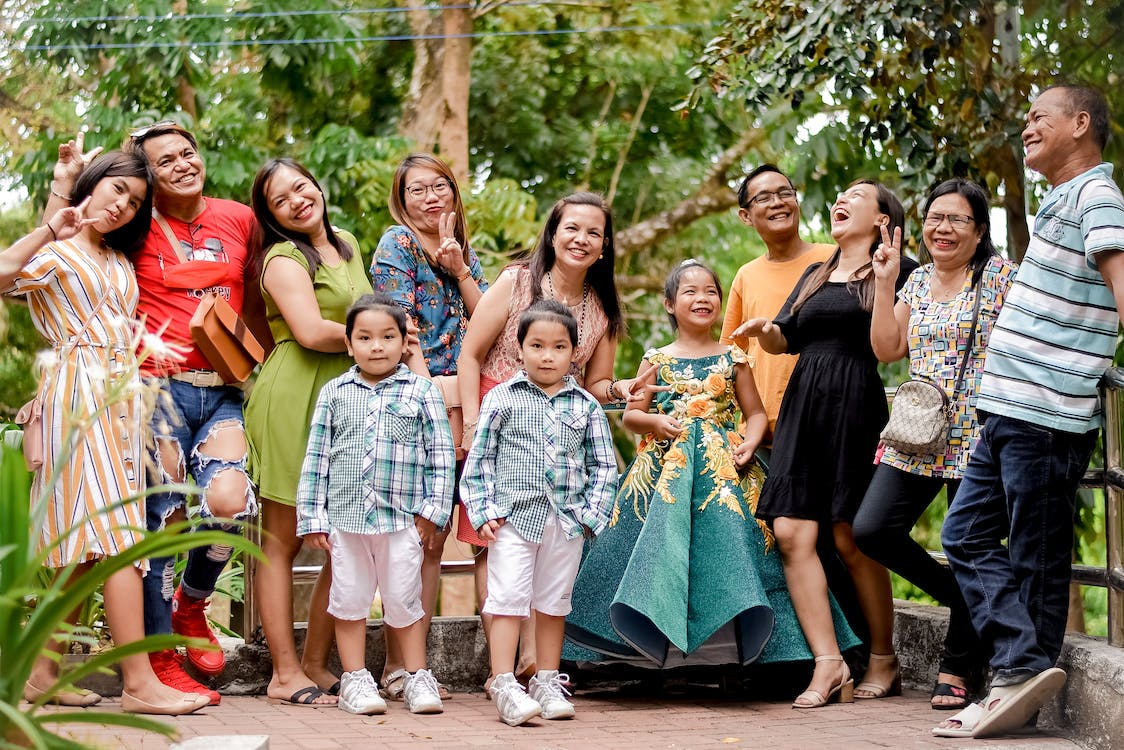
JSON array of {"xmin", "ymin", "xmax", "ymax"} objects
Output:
[{"xmin": 119, "ymin": 123, "xmax": 258, "ymax": 704}]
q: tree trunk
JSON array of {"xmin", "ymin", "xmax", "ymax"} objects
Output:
[
  {"xmin": 438, "ymin": 1, "xmax": 473, "ymax": 184},
  {"xmin": 399, "ymin": 0, "xmax": 446, "ymax": 153},
  {"xmin": 993, "ymin": 0, "xmax": 1029, "ymax": 260}
]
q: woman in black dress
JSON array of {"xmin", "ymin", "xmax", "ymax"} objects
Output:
[{"xmin": 732, "ymin": 179, "xmax": 916, "ymax": 709}]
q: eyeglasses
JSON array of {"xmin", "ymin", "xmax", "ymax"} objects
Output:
[
  {"xmin": 747, "ymin": 188, "xmax": 797, "ymax": 206},
  {"xmin": 128, "ymin": 120, "xmax": 179, "ymax": 140},
  {"xmin": 923, "ymin": 212, "xmax": 975, "ymax": 228},
  {"xmin": 405, "ymin": 180, "xmax": 452, "ymax": 199}
]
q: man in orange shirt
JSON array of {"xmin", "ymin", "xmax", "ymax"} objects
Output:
[{"xmin": 721, "ymin": 164, "xmax": 834, "ymax": 442}]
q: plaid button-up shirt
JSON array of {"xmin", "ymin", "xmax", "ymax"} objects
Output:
[
  {"xmin": 297, "ymin": 364, "xmax": 455, "ymax": 537},
  {"xmin": 461, "ymin": 372, "xmax": 618, "ymax": 543}
]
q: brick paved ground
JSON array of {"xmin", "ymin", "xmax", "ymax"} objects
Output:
[{"xmin": 46, "ymin": 688, "xmax": 1079, "ymax": 750}]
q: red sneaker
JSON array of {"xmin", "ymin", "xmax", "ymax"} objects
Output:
[
  {"xmin": 171, "ymin": 587, "xmax": 226, "ymax": 676},
  {"xmin": 149, "ymin": 650, "xmax": 221, "ymax": 706}
]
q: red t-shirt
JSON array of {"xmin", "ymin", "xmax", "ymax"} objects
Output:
[{"xmin": 133, "ymin": 197, "xmax": 256, "ymax": 373}]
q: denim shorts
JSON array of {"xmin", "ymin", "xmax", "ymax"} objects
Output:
[{"xmin": 146, "ymin": 377, "xmax": 253, "ymax": 526}]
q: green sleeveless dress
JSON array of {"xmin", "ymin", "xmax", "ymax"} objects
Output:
[
  {"xmin": 565, "ymin": 347, "xmax": 860, "ymax": 666},
  {"xmin": 244, "ymin": 234, "xmax": 373, "ymax": 506}
]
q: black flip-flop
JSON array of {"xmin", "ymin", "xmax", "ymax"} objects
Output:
[
  {"xmin": 269, "ymin": 685, "xmax": 332, "ymax": 706},
  {"xmin": 325, "ymin": 680, "xmax": 341, "ymax": 696},
  {"xmin": 931, "ymin": 681, "xmax": 969, "ymax": 710}
]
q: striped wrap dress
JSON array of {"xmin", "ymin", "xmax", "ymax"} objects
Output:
[{"xmin": 4, "ymin": 239, "xmax": 145, "ymax": 567}]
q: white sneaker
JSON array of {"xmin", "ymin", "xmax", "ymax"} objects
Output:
[
  {"xmin": 338, "ymin": 668, "xmax": 387, "ymax": 715},
  {"xmin": 489, "ymin": 672, "xmax": 542, "ymax": 726},
  {"xmin": 528, "ymin": 670, "xmax": 575, "ymax": 720},
  {"xmin": 403, "ymin": 668, "xmax": 444, "ymax": 714}
]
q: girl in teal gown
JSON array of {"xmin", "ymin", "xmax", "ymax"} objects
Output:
[{"xmin": 565, "ymin": 260, "xmax": 859, "ymax": 668}]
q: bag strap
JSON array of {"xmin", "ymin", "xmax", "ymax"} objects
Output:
[
  {"xmin": 153, "ymin": 210, "xmax": 190, "ymax": 264},
  {"xmin": 950, "ymin": 273, "xmax": 985, "ymax": 400}
]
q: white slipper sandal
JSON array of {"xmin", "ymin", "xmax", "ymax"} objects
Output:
[
  {"xmin": 932, "ymin": 701, "xmax": 986, "ymax": 737},
  {"xmin": 972, "ymin": 668, "xmax": 1066, "ymax": 739}
]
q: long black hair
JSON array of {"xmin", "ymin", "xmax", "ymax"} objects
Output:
[
  {"xmin": 249, "ymin": 158, "xmax": 353, "ymax": 280},
  {"xmin": 524, "ymin": 192, "xmax": 624, "ymax": 340},
  {"xmin": 922, "ymin": 179, "xmax": 998, "ymax": 287},
  {"xmin": 70, "ymin": 150, "xmax": 154, "ymax": 256}
]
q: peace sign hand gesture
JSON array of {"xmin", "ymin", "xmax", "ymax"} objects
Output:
[
  {"xmin": 47, "ymin": 197, "xmax": 98, "ymax": 242},
  {"xmin": 872, "ymin": 223, "xmax": 902, "ymax": 284},
  {"xmin": 54, "ymin": 132, "xmax": 104, "ymax": 187},
  {"xmin": 434, "ymin": 212, "xmax": 468, "ymax": 278}
]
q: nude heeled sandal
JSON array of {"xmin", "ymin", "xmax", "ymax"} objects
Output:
[
  {"xmin": 854, "ymin": 652, "xmax": 902, "ymax": 699},
  {"xmin": 792, "ymin": 655, "xmax": 854, "ymax": 709}
]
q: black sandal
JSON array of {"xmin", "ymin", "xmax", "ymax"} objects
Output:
[{"xmin": 931, "ymin": 681, "xmax": 970, "ymax": 710}]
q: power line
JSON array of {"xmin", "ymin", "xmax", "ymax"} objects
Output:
[
  {"xmin": 21, "ymin": 22, "xmax": 711, "ymax": 52},
  {"xmin": 28, "ymin": 1, "xmax": 601, "ymax": 25}
]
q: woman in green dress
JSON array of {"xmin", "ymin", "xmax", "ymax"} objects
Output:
[{"xmin": 243, "ymin": 158, "xmax": 374, "ymax": 705}]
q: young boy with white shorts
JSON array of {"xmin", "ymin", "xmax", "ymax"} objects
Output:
[
  {"xmin": 298, "ymin": 293, "xmax": 456, "ymax": 716},
  {"xmin": 461, "ymin": 300, "xmax": 619, "ymax": 726}
]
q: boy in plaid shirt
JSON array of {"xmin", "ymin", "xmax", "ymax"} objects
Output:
[
  {"xmin": 298, "ymin": 293, "xmax": 455, "ymax": 716},
  {"xmin": 461, "ymin": 299, "xmax": 618, "ymax": 726}
]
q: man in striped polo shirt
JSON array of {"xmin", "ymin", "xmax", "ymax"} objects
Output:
[{"xmin": 938, "ymin": 84, "xmax": 1124, "ymax": 739}]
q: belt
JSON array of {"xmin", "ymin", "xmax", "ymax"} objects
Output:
[{"xmin": 169, "ymin": 369, "xmax": 227, "ymax": 388}]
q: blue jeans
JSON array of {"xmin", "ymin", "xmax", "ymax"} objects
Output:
[
  {"xmin": 143, "ymin": 378, "xmax": 256, "ymax": 636},
  {"xmin": 941, "ymin": 413, "xmax": 1096, "ymax": 686}
]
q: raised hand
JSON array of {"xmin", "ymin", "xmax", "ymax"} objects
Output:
[
  {"xmin": 54, "ymin": 132, "xmax": 103, "ymax": 187},
  {"xmin": 434, "ymin": 211, "xmax": 468, "ymax": 277},
  {"xmin": 872, "ymin": 223, "xmax": 902, "ymax": 282},
  {"xmin": 48, "ymin": 196, "xmax": 97, "ymax": 241},
  {"xmin": 730, "ymin": 317, "xmax": 775, "ymax": 340}
]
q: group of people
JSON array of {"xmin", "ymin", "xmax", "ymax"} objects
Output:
[{"xmin": 2, "ymin": 82, "xmax": 1121, "ymax": 739}]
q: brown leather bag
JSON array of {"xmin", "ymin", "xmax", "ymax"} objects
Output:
[
  {"xmin": 432, "ymin": 374, "xmax": 465, "ymax": 461},
  {"xmin": 189, "ymin": 293, "xmax": 265, "ymax": 383}
]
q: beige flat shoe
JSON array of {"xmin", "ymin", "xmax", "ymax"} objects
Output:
[
  {"xmin": 24, "ymin": 680, "xmax": 102, "ymax": 707},
  {"xmin": 121, "ymin": 689, "xmax": 211, "ymax": 716}
]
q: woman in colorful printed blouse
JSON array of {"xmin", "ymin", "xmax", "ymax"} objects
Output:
[
  {"xmin": 369, "ymin": 153, "xmax": 487, "ymax": 700},
  {"xmin": 855, "ymin": 179, "xmax": 1017, "ymax": 710}
]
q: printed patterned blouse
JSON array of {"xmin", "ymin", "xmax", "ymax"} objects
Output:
[
  {"xmin": 478, "ymin": 265, "xmax": 608, "ymax": 393},
  {"xmin": 371, "ymin": 224, "xmax": 488, "ymax": 376},
  {"xmin": 880, "ymin": 254, "xmax": 1018, "ymax": 478}
]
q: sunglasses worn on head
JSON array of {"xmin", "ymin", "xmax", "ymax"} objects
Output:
[{"xmin": 129, "ymin": 120, "xmax": 180, "ymax": 141}]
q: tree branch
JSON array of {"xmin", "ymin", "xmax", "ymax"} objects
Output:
[{"xmin": 615, "ymin": 127, "xmax": 764, "ymax": 259}]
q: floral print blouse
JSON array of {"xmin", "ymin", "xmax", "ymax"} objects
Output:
[{"xmin": 371, "ymin": 224, "xmax": 488, "ymax": 376}]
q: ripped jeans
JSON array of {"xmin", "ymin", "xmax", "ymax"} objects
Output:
[{"xmin": 144, "ymin": 378, "xmax": 257, "ymax": 636}]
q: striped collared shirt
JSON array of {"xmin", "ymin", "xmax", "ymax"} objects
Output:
[
  {"xmin": 977, "ymin": 163, "xmax": 1124, "ymax": 433},
  {"xmin": 297, "ymin": 364, "xmax": 455, "ymax": 536},
  {"xmin": 461, "ymin": 372, "xmax": 618, "ymax": 543}
]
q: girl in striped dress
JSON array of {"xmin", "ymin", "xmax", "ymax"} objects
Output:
[{"xmin": 1, "ymin": 151, "xmax": 208, "ymax": 716}]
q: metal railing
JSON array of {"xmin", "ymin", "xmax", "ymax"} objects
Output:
[{"xmin": 236, "ymin": 386, "xmax": 1124, "ymax": 648}]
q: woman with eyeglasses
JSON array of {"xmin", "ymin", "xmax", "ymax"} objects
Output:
[
  {"xmin": 854, "ymin": 179, "xmax": 1017, "ymax": 710},
  {"xmin": 369, "ymin": 153, "xmax": 487, "ymax": 701},
  {"xmin": 243, "ymin": 158, "xmax": 375, "ymax": 706}
]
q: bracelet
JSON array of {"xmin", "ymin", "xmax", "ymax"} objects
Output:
[
  {"xmin": 49, "ymin": 183, "xmax": 71, "ymax": 203},
  {"xmin": 608, "ymin": 379, "xmax": 623, "ymax": 402},
  {"xmin": 455, "ymin": 267, "xmax": 472, "ymax": 282},
  {"xmin": 43, "ymin": 223, "xmax": 57, "ymax": 241}
]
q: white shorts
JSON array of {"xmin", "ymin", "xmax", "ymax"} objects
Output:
[
  {"xmin": 328, "ymin": 525, "xmax": 425, "ymax": 628},
  {"xmin": 483, "ymin": 513, "xmax": 583, "ymax": 618}
]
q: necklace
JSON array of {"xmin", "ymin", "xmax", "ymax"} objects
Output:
[
  {"xmin": 930, "ymin": 267, "xmax": 967, "ymax": 301},
  {"xmin": 544, "ymin": 271, "xmax": 589, "ymax": 346}
]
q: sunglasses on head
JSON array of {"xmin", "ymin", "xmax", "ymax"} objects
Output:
[{"xmin": 128, "ymin": 120, "xmax": 180, "ymax": 141}]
